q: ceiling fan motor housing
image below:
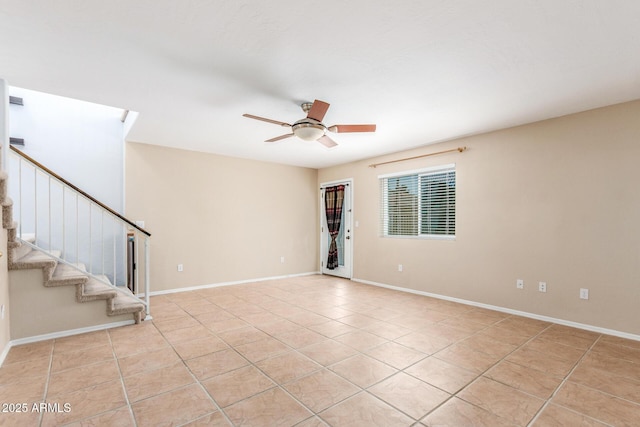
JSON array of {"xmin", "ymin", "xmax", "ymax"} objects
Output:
[{"xmin": 300, "ymin": 102, "xmax": 314, "ymax": 113}]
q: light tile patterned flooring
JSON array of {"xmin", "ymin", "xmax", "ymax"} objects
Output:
[{"xmin": 1, "ymin": 275, "xmax": 640, "ymax": 426}]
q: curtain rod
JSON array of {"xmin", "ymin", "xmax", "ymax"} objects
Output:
[{"xmin": 368, "ymin": 146, "xmax": 467, "ymax": 168}]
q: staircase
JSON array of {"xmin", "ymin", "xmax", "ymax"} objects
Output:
[
  {"xmin": 5, "ymin": 231, "xmax": 145, "ymax": 324},
  {"xmin": 1, "ymin": 149, "xmax": 150, "ymax": 338}
]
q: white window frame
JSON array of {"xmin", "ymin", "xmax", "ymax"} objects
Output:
[{"xmin": 379, "ymin": 163, "xmax": 456, "ymax": 240}]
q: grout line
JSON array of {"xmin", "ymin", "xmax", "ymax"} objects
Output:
[
  {"xmin": 16, "ymin": 275, "xmax": 636, "ymax": 426},
  {"xmin": 212, "ymin": 282, "xmax": 495, "ymax": 423},
  {"xmin": 37, "ymin": 343, "xmax": 55, "ymax": 427},
  {"xmin": 200, "ymin": 319, "xmax": 323, "ymax": 423},
  {"xmin": 153, "ymin": 305, "xmax": 234, "ymax": 427},
  {"xmin": 403, "ymin": 316, "xmax": 556, "ymax": 424},
  {"xmin": 231, "ymin": 337, "xmax": 337, "ymax": 419},
  {"xmin": 211, "ymin": 290, "xmax": 456, "ymax": 423},
  {"xmin": 39, "ymin": 333, "xmax": 121, "ymax": 426},
  {"xmin": 177, "ymin": 286, "xmax": 368, "ymax": 424},
  {"xmin": 107, "ymin": 329, "xmax": 138, "ymax": 427},
  {"xmin": 204, "ymin": 287, "xmax": 450, "ymax": 424},
  {"xmin": 274, "ymin": 280, "xmax": 586, "ymax": 424},
  {"xmin": 195, "ymin": 280, "xmax": 438, "ymax": 417},
  {"xmin": 526, "ymin": 335, "xmax": 606, "ymax": 427}
]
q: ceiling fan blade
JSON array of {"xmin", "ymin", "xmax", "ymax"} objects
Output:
[
  {"xmin": 243, "ymin": 113, "xmax": 291, "ymax": 127},
  {"xmin": 307, "ymin": 100, "xmax": 330, "ymax": 122},
  {"xmin": 318, "ymin": 135, "xmax": 338, "ymax": 148},
  {"xmin": 265, "ymin": 133, "xmax": 295, "ymax": 142},
  {"xmin": 328, "ymin": 124, "xmax": 376, "ymax": 133}
]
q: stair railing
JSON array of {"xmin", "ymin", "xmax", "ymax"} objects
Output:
[{"xmin": 7, "ymin": 145, "xmax": 151, "ymax": 317}]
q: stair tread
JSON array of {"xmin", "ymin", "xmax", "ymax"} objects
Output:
[
  {"xmin": 11, "ymin": 241, "xmax": 33, "ymax": 260},
  {"xmin": 19, "ymin": 233, "xmax": 36, "ymax": 243},
  {"xmin": 113, "ymin": 292, "xmax": 145, "ymax": 310},
  {"xmin": 51, "ymin": 263, "xmax": 88, "ymax": 281},
  {"xmin": 16, "ymin": 249, "xmax": 61, "ymax": 264},
  {"xmin": 83, "ymin": 277, "xmax": 117, "ymax": 296}
]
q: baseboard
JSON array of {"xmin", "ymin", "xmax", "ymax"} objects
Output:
[
  {"xmin": 0, "ymin": 341, "xmax": 12, "ymax": 367},
  {"xmin": 352, "ymin": 277, "xmax": 640, "ymax": 342},
  {"xmin": 148, "ymin": 271, "xmax": 321, "ymax": 296},
  {"xmin": 8, "ymin": 319, "xmax": 135, "ymax": 347}
]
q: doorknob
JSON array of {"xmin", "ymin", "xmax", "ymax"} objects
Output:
[{"xmin": 346, "ymin": 236, "xmax": 350, "ymax": 240}]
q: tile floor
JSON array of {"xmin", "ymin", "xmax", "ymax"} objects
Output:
[{"xmin": 1, "ymin": 275, "xmax": 640, "ymax": 426}]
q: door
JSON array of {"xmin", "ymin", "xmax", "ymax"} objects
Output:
[{"xmin": 320, "ymin": 180, "xmax": 352, "ymax": 279}]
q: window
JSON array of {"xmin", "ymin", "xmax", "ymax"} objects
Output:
[{"xmin": 380, "ymin": 164, "xmax": 456, "ymax": 238}]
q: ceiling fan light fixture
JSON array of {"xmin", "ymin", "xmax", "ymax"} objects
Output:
[{"xmin": 292, "ymin": 122, "xmax": 325, "ymax": 141}]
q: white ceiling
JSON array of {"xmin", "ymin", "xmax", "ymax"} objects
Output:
[{"xmin": 1, "ymin": 1, "xmax": 639, "ymax": 169}]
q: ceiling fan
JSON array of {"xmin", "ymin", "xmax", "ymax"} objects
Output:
[{"xmin": 243, "ymin": 99, "xmax": 376, "ymax": 148}]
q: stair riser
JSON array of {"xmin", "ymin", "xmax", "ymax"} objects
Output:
[
  {"xmin": 2, "ymin": 200, "xmax": 13, "ymax": 229},
  {"xmin": 7, "ymin": 223, "xmax": 17, "ymax": 242},
  {"xmin": 76, "ymin": 285, "xmax": 117, "ymax": 302},
  {"xmin": 0, "ymin": 173, "xmax": 7, "ymax": 202},
  {"xmin": 47, "ymin": 276, "xmax": 88, "ymax": 288}
]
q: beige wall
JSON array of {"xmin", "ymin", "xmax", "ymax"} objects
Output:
[
  {"xmin": 319, "ymin": 100, "xmax": 640, "ymax": 335},
  {"xmin": 9, "ymin": 269, "xmax": 133, "ymax": 339},
  {"xmin": 125, "ymin": 143, "xmax": 319, "ymax": 292},
  {"xmin": 1, "ymin": 79, "xmax": 10, "ymax": 357},
  {"xmin": 0, "ymin": 227, "xmax": 8, "ymax": 355}
]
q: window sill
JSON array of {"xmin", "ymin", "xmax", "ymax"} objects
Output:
[{"xmin": 380, "ymin": 235, "xmax": 456, "ymax": 241}]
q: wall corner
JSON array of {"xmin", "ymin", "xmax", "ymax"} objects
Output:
[{"xmin": 0, "ymin": 78, "xmax": 11, "ymax": 363}]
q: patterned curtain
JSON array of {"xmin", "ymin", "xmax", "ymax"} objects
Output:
[{"xmin": 324, "ymin": 185, "xmax": 345, "ymax": 270}]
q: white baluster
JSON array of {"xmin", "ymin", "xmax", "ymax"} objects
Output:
[
  {"xmin": 48, "ymin": 176, "xmax": 51, "ymax": 251},
  {"xmin": 18, "ymin": 158, "xmax": 22, "ymax": 238},
  {"xmin": 62, "ymin": 186, "xmax": 65, "ymax": 259},
  {"xmin": 145, "ymin": 235, "xmax": 150, "ymax": 317}
]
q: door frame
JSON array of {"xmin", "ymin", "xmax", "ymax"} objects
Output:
[{"xmin": 319, "ymin": 178, "xmax": 353, "ymax": 279}]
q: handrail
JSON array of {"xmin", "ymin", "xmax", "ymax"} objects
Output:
[{"xmin": 10, "ymin": 145, "xmax": 151, "ymax": 236}]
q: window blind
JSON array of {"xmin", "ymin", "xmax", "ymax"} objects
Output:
[{"xmin": 380, "ymin": 166, "xmax": 456, "ymax": 238}]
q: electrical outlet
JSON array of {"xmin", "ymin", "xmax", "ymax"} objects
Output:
[
  {"xmin": 398, "ymin": 264, "xmax": 403, "ymax": 272},
  {"xmin": 580, "ymin": 288, "xmax": 589, "ymax": 300},
  {"xmin": 177, "ymin": 264, "xmax": 183, "ymax": 272},
  {"xmin": 280, "ymin": 256, "xmax": 285, "ymax": 263},
  {"xmin": 516, "ymin": 279, "xmax": 524, "ymax": 289},
  {"xmin": 538, "ymin": 281, "xmax": 547, "ymax": 293}
]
